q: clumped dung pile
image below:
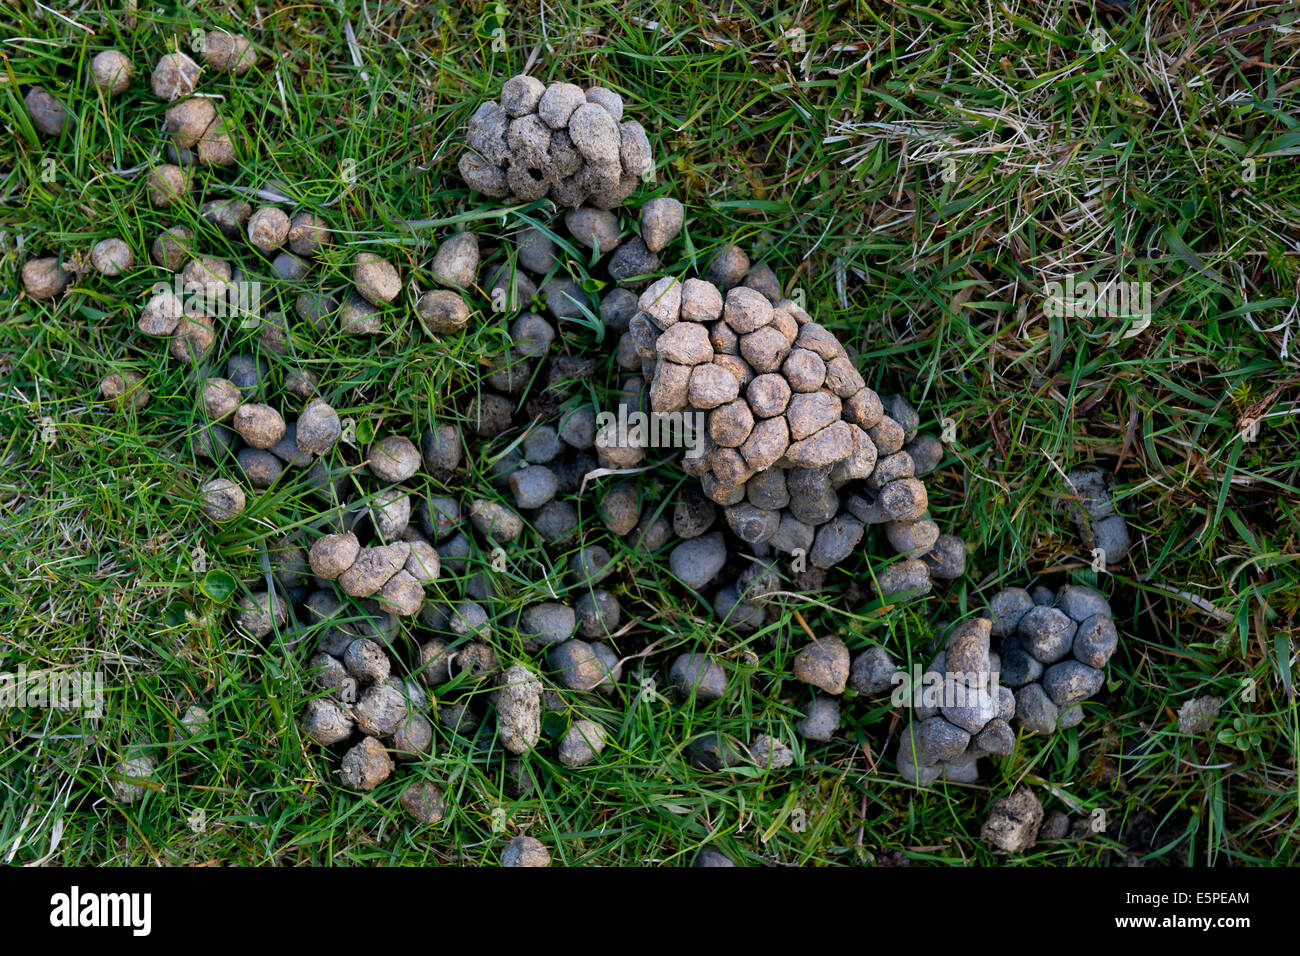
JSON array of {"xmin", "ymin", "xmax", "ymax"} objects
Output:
[
  {"xmin": 990, "ymin": 583, "xmax": 1119, "ymax": 735},
  {"xmin": 460, "ymin": 73, "xmax": 653, "ymax": 208},
  {"xmin": 890, "ymin": 581, "xmax": 1120, "ymax": 786},
  {"xmin": 630, "ymin": 266, "xmax": 964, "ymax": 599}
]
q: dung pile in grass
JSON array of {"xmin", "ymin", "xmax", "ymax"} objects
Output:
[{"xmin": 18, "ymin": 52, "xmax": 1128, "ymax": 858}]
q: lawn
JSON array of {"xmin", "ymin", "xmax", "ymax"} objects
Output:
[{"xmin": 1, "ymin": 0, "xmax": 1298, "ymax": 866}]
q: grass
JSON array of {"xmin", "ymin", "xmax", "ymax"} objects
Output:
[{"xmin": 1, "ymin": 0, "xmax": 1298, "ymax": 866}]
